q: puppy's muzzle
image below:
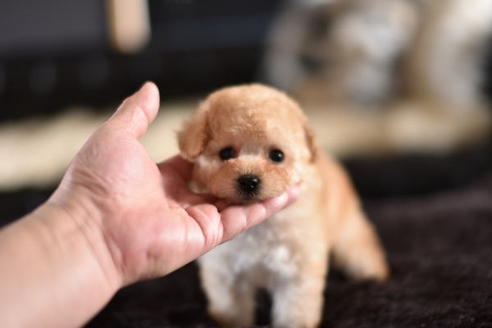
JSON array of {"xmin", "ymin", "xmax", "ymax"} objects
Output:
[{"xmin": 236, "ymin": 174, "xmax": 261, "ymax": 198}]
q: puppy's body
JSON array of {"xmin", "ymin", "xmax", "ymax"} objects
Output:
[{"xmin": 178, "ymin": 84, "xmax": 388, "ymax": 328}]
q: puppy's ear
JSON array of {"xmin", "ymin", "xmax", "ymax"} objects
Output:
[
  {"xmin": 178, "ymin": 101, "xmax": 210, "ymax": 161},
  {"xmin": 304, "ymin": 123, "xmax": 318, "ymax": 163}
]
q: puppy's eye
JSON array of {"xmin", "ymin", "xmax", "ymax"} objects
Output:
[
  {"xmin": 269, "ymin": 149, "xmax": 284, "ymax": 163},
  {"xmin": 219, "ymin": 147, "xmax": 237, "ymax": 160}
]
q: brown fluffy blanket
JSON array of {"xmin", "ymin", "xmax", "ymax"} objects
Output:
[
  {"xmin": 85, "ymin": 173, "xmax": 492, "ymax": 328},
  {"xmin": 1, "ymin": 147, "xmax": 491, "ymax": 328}
]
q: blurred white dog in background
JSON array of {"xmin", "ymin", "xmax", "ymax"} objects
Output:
[{"xmin": 262, "ymin": 0, "xmax": 492, "ymax": 155}]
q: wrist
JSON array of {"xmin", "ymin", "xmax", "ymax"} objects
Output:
[
  {"xmin": 0, "ymin": 197, "xmax": 122, "ymax": 327},
  {"xmin": 41, "ymin": 194, "xmax": 123, "ymax": 293}
]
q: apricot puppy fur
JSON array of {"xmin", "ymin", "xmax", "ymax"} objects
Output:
[{"xmin": 178, "ymin": 84, "xmax": 389, "ymax": 328}]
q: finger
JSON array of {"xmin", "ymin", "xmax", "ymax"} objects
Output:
[
  {"xmin": 185, "ymin": 204, "xmax": 224, "ymax": 249},
  {"xmin": 261, "ymin": 184, "xmax": 301, "ymax": 217},
  {"xmin": 158, "ymin": 155, "xmax": 218, "ymax": 206},
  {"xmin": 219, "ymin": 185, "xmax": 301, "ymax": 241},
  {"xmin": 157, "ymin": 155, "xmax": 194, "ymax": 181},
  {"xmin": 105, "ymin": 82, "xmax": 160, "ymax": 138},
  {"xmin": 177, "ymin": 193, "xmax": 218, "ymax": 209}
]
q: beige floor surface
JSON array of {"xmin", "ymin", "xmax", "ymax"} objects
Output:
[{"xmin": 0, "ymin": 98, "xmax": 489, "ymax": 190}]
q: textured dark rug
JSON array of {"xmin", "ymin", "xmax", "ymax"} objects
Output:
[
  {"xmin": 1, "ymin": 148, "xmax": 492, "ymax": 328},
  {"xmin": 85, "ymin": 173, "xmax": 492, "ymax": 328}
]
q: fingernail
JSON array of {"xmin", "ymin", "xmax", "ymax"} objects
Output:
[
  {"xmin": 135, "ymin": 81, "xmax": 152, "ymax": 93},
  {"xmin": 289, "ymin": 184, "xmax": 301, "ymax": 200},
  {"xmin": 271, "ymin": 192, "xmax": 288, "ymax": 208}
]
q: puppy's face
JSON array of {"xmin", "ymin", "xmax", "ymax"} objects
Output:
[{"xmin": 178, "ymin": 84, "xmax": 317, "ymax": 202}]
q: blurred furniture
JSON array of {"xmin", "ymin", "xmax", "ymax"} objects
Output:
[{"xmin": 0, "ymin": 0, "xmax": 283, "ymax": 121}]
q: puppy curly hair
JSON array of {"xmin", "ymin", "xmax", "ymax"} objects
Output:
[{"xmin": 178, "ymin": 84, "xmax": 388, "ymax": 328}]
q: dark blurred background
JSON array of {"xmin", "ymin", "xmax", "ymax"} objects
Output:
[
  {"xmin": 1, "ymin": 0, "xmax": 492, "ymax": 225},
  {"xmin": 0, "ymin": 0, "xmax": 285, "ymax": 226},
  {"xmin": 0, "ymin": 0, "xmax": 283, "ymax": 121},
  {"xmin": 2, "ymin": 2, "xmax": 492, "ymax": 327}
]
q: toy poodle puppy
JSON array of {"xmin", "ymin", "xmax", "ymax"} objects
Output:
[{"xmin": 178, "ymin": 84, "xmax": 389, "ymax": 328}]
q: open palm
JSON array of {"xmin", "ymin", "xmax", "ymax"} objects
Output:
[{"xmin": 50, "ymin": 83, "xmax": 298, "ymax": 285}]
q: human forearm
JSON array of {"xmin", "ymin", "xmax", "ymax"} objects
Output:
[
  {"xmin": 0, "ymin": 202, "xmax": 120, "ymax": 328},
  {"xmin": 0, "ymin": 82, "xmax": 300, "ymax": 327}
]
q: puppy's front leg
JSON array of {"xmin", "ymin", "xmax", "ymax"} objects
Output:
[
  {"xmin": 200, "ymin": 264, "xmax": 255, "ymax": 327},
  {"xmin": 270, "ymin": 262, "xmax": 328, "ymax": 328}
]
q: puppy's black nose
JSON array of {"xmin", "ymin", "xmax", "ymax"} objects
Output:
[{"xmin": 237, "ymin": 174, "xmax": 261, "ymax": 196}]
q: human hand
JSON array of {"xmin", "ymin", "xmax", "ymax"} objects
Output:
[{"xmin": 48, "ymin": 82, "xmax": 300, "ymax": 287}]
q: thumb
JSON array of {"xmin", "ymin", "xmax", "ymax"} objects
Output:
[{"xmin": 105, "ymin": 82, "xmax": 160, "ymax": 138}]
